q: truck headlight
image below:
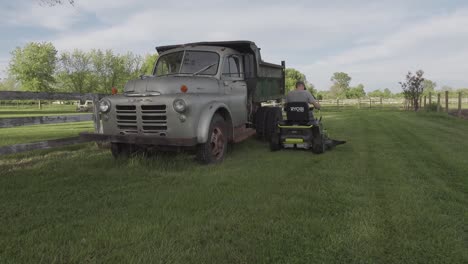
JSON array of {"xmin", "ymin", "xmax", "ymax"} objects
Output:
[
  {"xmin": 173, "ymin": 99, "xmax": 187, "ymax": 113},
  {"xmin": 99, "ymin": 100, "xmax": 111, "ymax": 113}
]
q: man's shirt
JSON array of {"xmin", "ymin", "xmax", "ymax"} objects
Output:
[{"xmin": 285, "ymin": 89, "xmax": 317, "ymax": 104}]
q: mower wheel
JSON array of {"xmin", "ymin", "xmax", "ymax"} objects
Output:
[
  {"xmin": 270, "ymin": 131, "xmax": 282, "ymax": 151},
  {"xmin": 312, "ymin": 134, "xmax": 326, "ymax": 154}
]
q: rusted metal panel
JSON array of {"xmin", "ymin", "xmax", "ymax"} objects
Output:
[
  {"xmin": 0, "ymin": 136, "xmax": 91, "ymax": 156},
  {"xmin": 0, "ymin": 114, "xmax": 92, "ymax": 128}
]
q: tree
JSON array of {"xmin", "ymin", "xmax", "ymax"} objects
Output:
[
  {"xmin": 0, "ymin": 77, "xmax": 19, "ymax": 91},
  {"xmin": 441, "ymin": 85, "xmax": 453, "ymax": 92},
  {"xmin": 316, "ymin": 90, "xmax": 331, "ymax": 100},
  {"xmin": 306, "ymin": 83, "xmax": 316, "ymax": 96},
  {"xmin": 422, "ymin": 79, "xmax": 436, "ymax": 96},
  {"xmin": 9, "ymin": 42, "xmax": 57, "ymax": 92},
  {"xmin": 89, "ymin": 49, "xmax": 143, "ymax": 93},
  {"xmin": 368, "ymin": 89, "xmax": 384, "ymax": 98},
  {"xmin": 285, "ymin": 68, "xmax": 306, "ymax": 93},
  {"xmin": 330, "ymin": 72, "xmax": 351, "ymax": 99},
  {"xmin": 140, "ymin": 54, "xmax": 159, "ymax": 75},
  {"xmin": 56, "ymin": 50, "xmax": 93, "ymax": 93},
  {"xmin": 383, "ymin": 88, "xmax": 392, "ymax": 98},
  {"xmin": 346, "ymin": 84, "xmax": 366, "ymax": 98},
  {"xmin": 400, "ymin": 70, "xmax": 425, "ymax": 111}
]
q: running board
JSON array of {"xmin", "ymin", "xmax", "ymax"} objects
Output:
[{"xmin": 233, "ymin": 126, "xmax": 256, "ymax": 143}]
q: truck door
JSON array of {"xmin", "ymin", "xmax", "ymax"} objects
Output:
[{"xmin": 221, "ymin": 55, "xmax": 248, "ymax": 127}]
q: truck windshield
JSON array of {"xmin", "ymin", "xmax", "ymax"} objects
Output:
[{"xmin": 154, "ymin": 51, "xmax": 219, "ymax": 76}]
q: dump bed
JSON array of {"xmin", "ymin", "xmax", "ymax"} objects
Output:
[{"xmin": 156, "ymin": 40, "xmax": 285, "ymax": 103}]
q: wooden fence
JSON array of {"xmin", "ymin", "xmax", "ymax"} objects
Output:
[
  {"xmin": 0, "ymin": 91, "xmax": 106, "ymax": 156},
  {"xmin": 319, "ymin": 98, "xmax": 405, "ymax": 109},
  {"xmin": 422, "ymin": 91, "xmax": 468, "ymax": 118}
]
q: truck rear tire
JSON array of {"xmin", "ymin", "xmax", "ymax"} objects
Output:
[
  {"xmin": 265, "ymin": 107, "xmax": 282, "ymax": 142},
  {"xmin": 254, "ymin": 107, "xmax": 268, "ymax": 139},
  {"xmin": 196, "ymin": 114, "xmax": 228, "ymax": 164}
]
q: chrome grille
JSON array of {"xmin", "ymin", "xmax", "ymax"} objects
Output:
[
  {"xmin": 116, "ymin": 105, "xmax": 137, "ymax": 133},
  {"xmin": 141, "ymin": 105, "xmax": 167, "ymax": 133}
]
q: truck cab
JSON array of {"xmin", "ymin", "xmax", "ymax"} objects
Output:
[{"xmin": 84, "ymin": 41, "xmax": 285, "ymax": 164}]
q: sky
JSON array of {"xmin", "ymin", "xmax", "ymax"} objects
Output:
[{"xmin": 0, "ymin": 0, "xmax": 467, "ymax": 92}]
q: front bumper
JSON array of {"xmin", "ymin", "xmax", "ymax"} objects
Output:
[{"xmin": 80, "ymin": 132, "xmax": 198, "ymax": 147}]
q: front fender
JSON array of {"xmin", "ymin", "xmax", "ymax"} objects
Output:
[{"xmin": 197, "ymin": 102, "xmax": 232, "ymax": 143}]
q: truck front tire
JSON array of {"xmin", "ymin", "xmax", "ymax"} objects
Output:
[
  {"xmin": 111, "ymin": 143, "xmax": 135, "ymax": 159},
  {"xmin": 196, "ymin": 114, "xmax": 228, "ymax": 164}
]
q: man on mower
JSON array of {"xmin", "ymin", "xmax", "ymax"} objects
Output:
[
  {"xmin": 286, "ymin": 81, "xmax": 320, "ymax": 122},
  {"xmin": 286, "ymin": 81, "xmax": 320, "ymax": 108},
  {"xmin": 284, "ymin": 81, "xmax": 346, "ymax": 149}
]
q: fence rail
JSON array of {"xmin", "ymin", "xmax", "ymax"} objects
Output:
[
  {"xmin": 0, "ymin": 91, "xmax": 107, "ymax": 155},
  {"xmin": 0, "ymin": 91, "xmax": 105, "ymax": 101},
  {"xmin": 0, "ymin": 114, "xmax": 93, "ymax": 128}
]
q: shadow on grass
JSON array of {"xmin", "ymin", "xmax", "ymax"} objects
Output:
[{"xmin": 0, "ymin": 143, "xmax": 199, "ymax": 176}]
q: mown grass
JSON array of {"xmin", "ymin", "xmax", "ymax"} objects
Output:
[
  {"xmin": 0, "ymin": 110, "xmax": 467, "ymax": 263},
  {"xmin": 0, "ymin": 121, "xmax": 93, "ymax": 146}
]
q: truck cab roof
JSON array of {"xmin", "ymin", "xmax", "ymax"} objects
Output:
[
  {"xmin": 156, "ymin": 45, "xmax": 240, "ymax": 57},
  {"xmin": 156, "ymin": 40, "xmax": 259, "ymax": 55}
]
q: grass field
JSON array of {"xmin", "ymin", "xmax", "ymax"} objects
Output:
[
  {"xmin": 0, "ymin": 110, "xmax": 467, "ymax": 263},
  {"xmin": 0, "ymin": 121, "xmax": 93, "ymax": 146}
]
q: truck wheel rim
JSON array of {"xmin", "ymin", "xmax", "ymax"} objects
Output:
[{"xmin": 210, "ymin": 127, "xmax": 225, "ymax": 159}]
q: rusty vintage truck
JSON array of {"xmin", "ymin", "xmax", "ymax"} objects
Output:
[{"xmin": 81, "ymin": 41, "xmax": 285, "ymax": 164}]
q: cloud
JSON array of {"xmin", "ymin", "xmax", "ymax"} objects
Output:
[
  {"xmin": 52, "ymin": 4, "xmax": 406, "ymax": 55},
  {"xmin": 4, "ymin": 2, "xmax": 84, "ymax": 31},
  {"xmin": 1, "ymin": 0, "xmax": 467, "ymax": 91},
  {"xmin": 300, "ymin": 8, "xmax": 468, "ymax": 91}
]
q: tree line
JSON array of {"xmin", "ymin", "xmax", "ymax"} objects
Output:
[
  {"xmin": 1, "ymin": 42, "xmax": 466, "ymax": 106},
  {"xmin": 2, "ymin": 42, "xmax": 157, "ymax": 93}
]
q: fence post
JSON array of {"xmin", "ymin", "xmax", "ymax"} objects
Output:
[
  {"xmin": 369, "ymin": 98, "xmax": 372, "ymax": 109},
  {"xmin": 358, "ymin": 98, "xmax": 361, "ymax": 109},
  {"xmin": 437, "ymin": 93, "xmax": 441, "ymax": 112},
  {"xmin": 92, "ymin": 94, "xmax": 101, "ymax": 133},
  {"xmin": 419, "ymin": 96, "xmax": 422, "ymax": 110},
  {"xmin": 458, "ymin": 92, "xmax": 462, "ymax": 118},
  {"xmin": 429, "ymin": 92, "xmax": 432, "ymax": 106},
  {"xmin": 380, "ymin": 97, "xmax": 383, "ymax": 108},
  {"xmin": 424, "ymin": 96, "xmax": 427, "ymax": 108},
  {"xmin": 445, "ymin": 91, "xmax": 449, "ymax": 113},
  {"xmin": 337, "ymin": 99, "xmax": 339, "ymax": 109}
]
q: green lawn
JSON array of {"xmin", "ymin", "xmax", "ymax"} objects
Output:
[
  {"xmin": 0, "ymin": 121, "xmax": 94, "ymax": 146},
  {"xmin": 0, "ymin": 110, "xmax": 467, "ymax": 263}
]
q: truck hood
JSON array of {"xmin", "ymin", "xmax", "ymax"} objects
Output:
[{"xmin": 124, "ymin": 76, "xmax": 219, "ymax": 95}]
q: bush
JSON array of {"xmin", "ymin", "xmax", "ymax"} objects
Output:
[{"xmin": 426, "ymin": 102, "xmax": 438, "ymax": 112}]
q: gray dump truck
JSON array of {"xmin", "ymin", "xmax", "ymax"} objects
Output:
[{"xmin": 81, "ymin": 41, "xmax": 285, "ymax": 164}]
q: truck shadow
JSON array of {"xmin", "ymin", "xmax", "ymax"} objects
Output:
[{"xmin": 113, "ymin": 150, "xmax": 199, "ymax": 173}]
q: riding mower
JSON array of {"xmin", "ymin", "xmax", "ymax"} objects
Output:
[{"xmin": 269, "ymin": 102, "xmax": 345, "ymax": 153}]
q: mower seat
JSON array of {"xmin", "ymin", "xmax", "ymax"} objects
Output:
[{"xmin": 281, "ymin": 102, "xmax": 317, "ymax": 126}]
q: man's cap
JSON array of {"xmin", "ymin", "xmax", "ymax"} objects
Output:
[{"xmin": 295, "ymin": 81, "xmax": 305, "ymax": 88}]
